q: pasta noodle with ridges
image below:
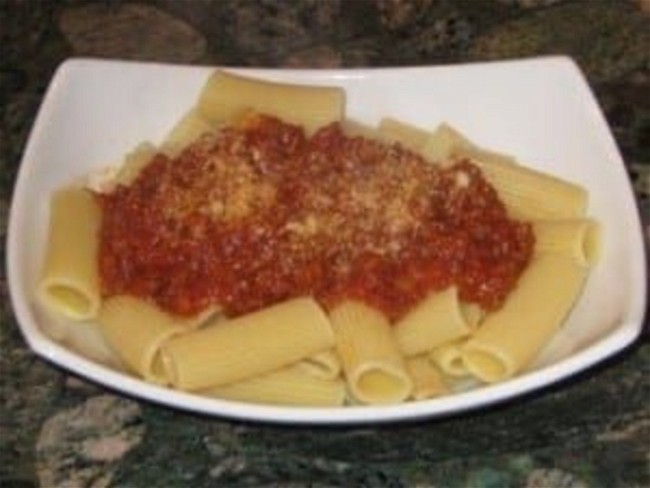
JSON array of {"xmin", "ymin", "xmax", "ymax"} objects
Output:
[
  {"xmin": 532, "ymin": 219, "xmax": 600, "ymax": 266},
  {"xmin": 340, "ymin": 119, "xmax": 381, "ymax": 139},
  {"xmin": 406, "ymin": 355, "xmax": 449, "ymax": 400},
  {"xmin": 202, "ymin": 364, "xmax": 346, "ymax": 407},
  {"xmin": 38, "ymin": 187, "xmax": 102, "ymax": 320},
  {"xmin": 377, "ymin": 117, "xmax": 430, "ymax": 153},
  {"xmin": 160, "ymin": 297, "xmax": 335, "ymax": 391},
  {"xmin": 295, "ymin": 349, "xmax": 342, "ymax": 380},
  {"xmin": 471, "ymin": 158, "xmax": 588, "ymax": 220},
  {"xmin": 161, "ymin": 108, "xmax": 215, "ymax": 156},
  {"xmin": 329, "ymin": 301, "xmax": 412, "ymax": 405},
  {"xmin": 113, "ymin": 142, "xmax": 158, "ymax": 187},
  {"xmin": 98, "ymin": 295, "xmax": 207, "ymax": 384},
  {"xmin": 429, "ymin": 341, "xmax": 469, "ymax": 378},
  {"xmin": 197, "ymin": 70, "xmax": 345, "ymax": 134},
  {"xmin": 427, "ymin": 123, "xmax": 589, "ymax": 220},
  {"xmin": 461, "ymin": 254, "xmax": 589, "ymax": 383},
  {"xmin": 394, "ymin": 287, "xmax": 483, "ymax": 357}
]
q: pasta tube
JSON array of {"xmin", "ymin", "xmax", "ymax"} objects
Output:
[
  {"xmin": 161, "ymin": 108, "xmax": 214, "ymax": 156},
  {"xmin": 202, "ymin": 364, "xmax": 346, "ymax": 407},
  {"xmin": 340, "ymin": 119, "xmax": 381, "ymax": 139},
  {"xmin": 378, "ymin": 117, "xmax": 430, "ymax": 153},
  {"xmin": 428, "ymin": 123, "xmax": 588, "ymax": 220},
  {"xmin": 472, "ymin": 158, "xmax": 588, "ymax": 220},
  {"xmin": 461, "ymin": 254, "xmax": 589, "ymax": 383},
  {"xmin": 197, "ymin": 70, "xmax": 345, "ymax": 133},
  {"xmin": 424, "ymin": 123, "xmax": 517, "ymax": 167},
  {"xmin": 330, "ymin": 301, "xmax": 412, "ymax": 405},
  {"xmin": 420, "ymin": 123, "xmax": 474, "ymax": 163},
  {"xmin": 533, "ymin": 219, "xmax": 601, "ymax": 267},
  {"xmin": 38, "ymin": 187, "xmax": 102, "ymax": 320},
  {"xmin": 406, "ymin": 355, "xmax": 449, "ymax": 400},
  {"xmin": 429, "ymin": 341, "xmax": 469, "ymax": 378},
  {"xmin": 394, "ymin": 287, "xmax": 483, "ymax": 356},
  {"xmin": 295, "ymin": 349, "xmax": 342, "ymax": 380},
  {"xmin": 98, "ymin": 296, "xmax": 206, "ymax": 384},
  {"xmin": 161, "ymin": 297, "xmax": 334, "ymax": 390},
  {"xmin": 113, "ymin": 142, "xmax": 157, "ymax": 186}
]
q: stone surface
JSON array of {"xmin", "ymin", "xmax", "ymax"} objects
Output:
[
  {"xmin": 35, "ymin": 395, "xmax": 144, "ymax": 488},
  {"xmin": 468, "ymin": 0, "xmax": 650, "ymax": 82},
  {"xmin": 59, "ymin": 4, "xmax": 207, "ymax": 63},
  {"xmin": 1, "ymin": 0, "xmax": 649, "ymax": 487},
  {"xmin": 283, "ymin": 45, "xmax": 343, "ymax": 68}
]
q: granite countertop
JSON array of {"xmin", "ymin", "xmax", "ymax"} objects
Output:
[{"xmin": 1, "ymin": 1, "xmax": 649, "ymax": 487}]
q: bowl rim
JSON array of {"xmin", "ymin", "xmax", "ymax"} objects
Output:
[{"xmin": 6, "ymin": 55, "xmax": 648, "ymax": 424}]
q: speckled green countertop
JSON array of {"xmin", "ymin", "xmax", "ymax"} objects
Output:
[{"xmin": 1, "ymin": 1, "xmax": 649, "ymax": 487}]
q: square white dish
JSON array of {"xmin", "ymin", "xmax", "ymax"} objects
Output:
[{"xmin": 7, "ymin": 56, "xmax": 646, "ymax": 424}]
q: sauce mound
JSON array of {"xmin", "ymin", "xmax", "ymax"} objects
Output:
[{"xmin": 98, "ymin": 114, "xmax": 534, "ymax": 320}]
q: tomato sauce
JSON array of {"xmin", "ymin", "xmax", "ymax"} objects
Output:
[{"xmin": 97, "ymin": 114, "xmax": 534, "ymax": 321}]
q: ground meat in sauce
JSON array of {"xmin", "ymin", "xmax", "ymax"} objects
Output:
[{"xmin": 97, "ymin": 114, "xmax": 535, "ymax": 321}]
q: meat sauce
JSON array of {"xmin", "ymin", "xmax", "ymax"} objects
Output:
[{"xmin": 98, "ymin": 114, "xmax": 534, "ymax": 321}]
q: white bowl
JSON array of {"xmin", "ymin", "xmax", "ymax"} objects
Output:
[{"xmin": 7, "ymin": 57, "xmax": 646, "ymax": 424}]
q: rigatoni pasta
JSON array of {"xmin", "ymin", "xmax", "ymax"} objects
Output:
[
  {"xmin": 113, "ymin": 142, "xmax": 158, "ymax": 186},
  {"xmin": 472, "ymin": 159, "xmax": 589, "ymax": 220},
  {"xmin": 36, "ymin": 69, "xmax": 601, "ymax": 409},
  {"xmin": 395, "ymin": 287, "xmax": 482, "ymax": 357},
  {"xmin": 161, "ymin": 108, "xmax": 214, "ymax": 156},
  {"xmin": 406, "ymin": 355, "xmax": 449, "ymax": 400},
  {"xmin": 429, "ymin": 341, "xmax": 469, "ymax": 378},
  {"xmin": 460, "ymin": 254, "xmax": 589, "ymax": 383},
  {"xmin": 38, "ymin": 187, "xmax": 102, "ymax": 320},
  {"xmin": 197, "ymin": 70, "xmax": 345, "ymax": 133},
  {"xmin": 160, "ymin": 297, "xmax": 335, "ymax": 391},
  {"xmin": 98, "ymin": 295, "xmax": 206, "ymax": 384},
  {"xmin": 201, "ymin": 364, "xmax": 346, "ymax": 407},
  {"xmin": 330, "ymin": 301, "xmax": 412, "ymax": 405},
  {"xmin": 532, "ymin": 219, "xmax": 600, "ymax": 266},
  {"xmin": 378, "ymin": 117, "xmax": 430, "ymax": 152},
  {"xmin": 425, "ymin": 123, "xmax": 588, "ymax": 219},
  {"xmin": 295, "ymin": 349, "xmax": 342, "ymax": 380}
]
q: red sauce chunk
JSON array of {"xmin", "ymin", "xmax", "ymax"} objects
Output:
[{"xmin": 97, "ymin": 114, "xmax": 535, "ymax": 321}]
